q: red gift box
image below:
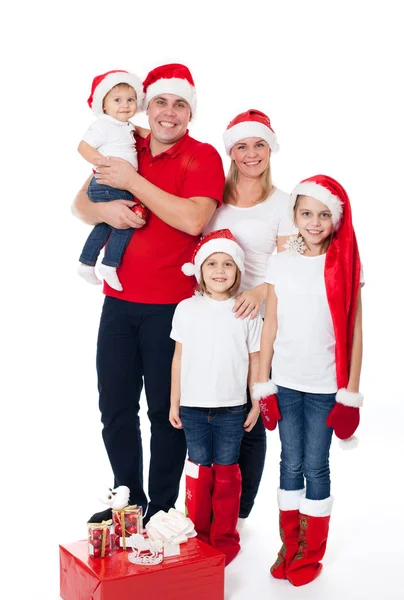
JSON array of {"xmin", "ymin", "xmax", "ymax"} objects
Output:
[{"xmin": 60, "ymin": 537, "xmax": 225, "ymax": 600}]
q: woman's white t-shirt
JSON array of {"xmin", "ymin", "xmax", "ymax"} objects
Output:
[
  {"xmin": 204, "ymin": 188, "xmax": 294, "ymax": 290},
  {"xmin": 170, "ymin": 295, "xmax": 262, "ymax": 408}
]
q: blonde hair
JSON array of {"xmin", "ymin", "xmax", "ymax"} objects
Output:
[
  {"xmin": 294, "ymin": 195, "xmax": 333, "ymax": 254},
  {"xmin": 198, "ymin": 258, "xmax": 242, "ymax": 298},
  {"xmin": 223, "ymin": 158, "xmax": 273, "ymax": 205}
]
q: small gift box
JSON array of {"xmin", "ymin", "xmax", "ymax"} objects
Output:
[
  {"xmin": 87, "ymin": 521, "xmax": 112, "ymax": 558},
  {"xmin": 112, "ymin": 505, "xmax": 143, "ymax": 550}
]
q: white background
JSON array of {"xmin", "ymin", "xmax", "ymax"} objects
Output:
[{"xmin": 2, "ymin": 1, "xmax": 404, "ymax": 598}]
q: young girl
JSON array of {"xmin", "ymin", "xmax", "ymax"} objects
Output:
[
  {"xmin": 77, "ymin": 69, "xmax": 146, "ymax": 292},
  {"xmin": 253, "ymin": 175, "xmax": 364, "ymax": 586},
  {"xmin": 169, "ymin": 229, "xmax": 262, "ymax": 565}
]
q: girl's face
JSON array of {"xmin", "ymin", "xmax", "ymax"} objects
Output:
[
  {"xmin": 294, "ymin": 195, "xmax": 333, "ymax": 249},
  {"xmin": 103, "ymin": 84, "xmax": 137, "ymax": 122},
  {"xmin": 201, "ymin": 252, "xmax": 237, "ymax": 300},
  {"xmin": 230, "ymin": 137, "xmax": 270, "ymax": 179}
]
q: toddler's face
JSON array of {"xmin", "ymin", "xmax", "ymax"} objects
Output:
[{"xmin": 103, "ymin": 84, "xmax": 137, "ymax": 122}]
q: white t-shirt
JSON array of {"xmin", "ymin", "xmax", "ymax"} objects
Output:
[
  {"xmin": 81, "ymin": 114, "xmax": 138, "ymax": 168},
  {"xmin": 265, "ymin": 251, "xmax": 363, "ymax": 394},
  {"xmin": 170, "ymin": 294, "xmax": 262, "ymax": 408},
  {"xmin": 204, "ymin": 188, "xmax": 294, "ymax": 291}
]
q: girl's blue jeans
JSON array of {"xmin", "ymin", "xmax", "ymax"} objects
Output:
[
  {"xmin": 180, "ymin": 405, "xmax": 247, "ymax": 466},
  {"xmin": 277, "ymin": 385, "xmax": 336, "ymax": 500}
]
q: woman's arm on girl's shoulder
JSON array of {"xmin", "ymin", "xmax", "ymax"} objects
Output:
[
  {"xmin": 258, "ymin": 284, "xmax": 278, "ymax": 382},
  {"xmin": 347, "ymin": 288, "xmax": 363, "ymax": 393},
  {"xmin": 169, "ymin": 342, "xmax": 183, "ymax": 429}
]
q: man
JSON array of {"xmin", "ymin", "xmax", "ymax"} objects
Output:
[{"xmin": 73, "ymin": 64, "xmax": 225, "ymax": 522}]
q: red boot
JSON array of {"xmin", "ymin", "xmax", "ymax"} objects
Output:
[
  {"xmin": 210, "ymin": 463, "xmax": 242, "ymax": 565},
  {"xmin": 270, "ymin": 488, "xmax": 305, "ymax": 579},
  {"xmin": 185, "ymin": 460, "xmax": 213, "ymax": 545},
  {"xmin": 287, "ymin": 496, "xmax": 333, "ymax": 586}
]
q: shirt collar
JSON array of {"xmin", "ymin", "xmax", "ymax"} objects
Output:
[
  {"xmin": 139, "ymin": 130, "xmax": 190, "ymax": 159},
  {"xmin": 99, "ymin": 114, "xmax": 134, "ymax": 127}
]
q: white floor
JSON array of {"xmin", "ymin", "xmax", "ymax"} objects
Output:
[{"xmin": 3, "ymin": 396, "xmax": 402, "ymax": 600}]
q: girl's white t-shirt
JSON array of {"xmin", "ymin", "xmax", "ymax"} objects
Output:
[
  {"xmin": 265, "ymin": 251, "xmax": 363, "ymax": 394},
  {"xmin": 170, "ymin": 295, "xmax": 262, "ymax": 408},
  {"xmin": 204, "ymin": 188, "xmax": 294, "ymax": 291}
]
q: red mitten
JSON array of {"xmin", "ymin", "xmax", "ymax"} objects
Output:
[
  {"xmin": 252, "ymin": 381, "xmax": 281, "ymax": 431},
  {"xmin": 326, "ymin": 388, "xmax": 363, "ymax": 440}
]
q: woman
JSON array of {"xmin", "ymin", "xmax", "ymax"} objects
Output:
[{"xmin": 204, "ymin": 109, "xmax": 295, "ymax": 523}]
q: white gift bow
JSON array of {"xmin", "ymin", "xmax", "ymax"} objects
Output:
[{"xmin": 146, "ymin": 508, "xmax": 197, "ymax": 544}]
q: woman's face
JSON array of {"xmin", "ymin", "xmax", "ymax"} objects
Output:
[{"xmin": 230, "ymin": 137, "xmax": 270, "ymax": 178}]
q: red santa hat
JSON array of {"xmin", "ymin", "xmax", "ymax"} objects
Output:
[
  {"xmin": 291, "ymin": 175, "xmax": 363, "ymax": 410},
  {"xmin": 182, "ymin": 229, "xmax": 245, "ymax": 283},
  {"xmin": 143, "ymin": 63, "xmax": 196, "ymax": 114},
  {"xmin": 87, "ymin": 70, "xmax": 144, "ymax": 117},
  {"xmin": 223, "ymin": 109, "xmax": 279, "ymax": 156}
]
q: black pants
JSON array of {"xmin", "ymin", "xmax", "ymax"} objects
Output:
[
  {"xmin": 96, "ymin": 297, "xmax": 187, "ymax": 519},
  {"xmin": 238, "ymin": 388, "xmax": 267, "ymax": 517}
]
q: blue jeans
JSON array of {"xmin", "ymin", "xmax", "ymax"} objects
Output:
[
  {"xmin": 79, "ymin": 177, "xmax": 135, "ymax": 268},
  {"xmin": 180, "ymin": 405, "xmax": 247, "ymax": 466},
  {"xmin": 277, "ymin": 385, "xmax": 336, "ymax": 500}
]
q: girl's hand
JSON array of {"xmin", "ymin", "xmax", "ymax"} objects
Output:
[
  {"xmin": 243, "ymin": 403, "xmax": 260, "ymax": 432},
  {"xmin": 169, "ymin": 407, "xmax": 183, "ymax": 429},
  {"xmin": 233, "ymin": 288, "xmax": 263, "ymax": 319}
]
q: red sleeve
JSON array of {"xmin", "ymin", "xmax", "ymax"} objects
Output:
[{"xmin": 181, "ymin": 144, "xmax": 225, "ymax": 206}]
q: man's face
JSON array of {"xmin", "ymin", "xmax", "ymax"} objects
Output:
[{"xmin": 147, "ymin": 94, "xmax": 191, "ymax": 146}]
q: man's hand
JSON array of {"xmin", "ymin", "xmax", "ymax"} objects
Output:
[
  {"xmin": 98, "ymin": 199, "xmax": 146, "ymax": 230},
  {"xmin": 94, "ymin": 156, "xmax": 138, "ymax": 191}
]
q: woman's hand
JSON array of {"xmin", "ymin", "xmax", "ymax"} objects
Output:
[
  {"xmin": 243, "ymin": 402, "xmax": 260, "ymax": 432},
  {"xmin": 233, "ymin": 286, "xmax": 265, "ymax": 319}
]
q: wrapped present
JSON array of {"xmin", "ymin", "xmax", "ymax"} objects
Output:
[
  {"xmin": 146, "ymin": 508, "xmax": 197, "ymax": 545},
  {"xmin": 87, "ymin": 521, "xmax": 112, "ymax": 558},
  {"xmin": 60, "ymin": 537, "xmax": 225, "ymax": 600},
  {"xmin": 112, "ymin": 505, "xmax": 143, "ymax": 550}
]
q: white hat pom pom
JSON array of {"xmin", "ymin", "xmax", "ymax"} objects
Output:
[
  {"xmin": 339, "ymin": 436, "xmax": 359, "ymax": 450},
  {"xmin": 182, "ymin": 262, "xmax": 196, "ymax": 276}
]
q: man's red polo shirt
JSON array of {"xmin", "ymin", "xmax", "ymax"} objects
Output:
[{"xmin": 104, "ymin": 131, "xmax": 225, "ymax": 304}]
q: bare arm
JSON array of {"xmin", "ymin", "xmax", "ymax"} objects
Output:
[
  {"xmin": 244, "ymin": 351, "xmax": 261, "ymax": 432},
  {"xmin": 71, "ymin": 175, "xmax": 145, "ymax": 229},
  {"xmin": 276, "ymin": 235, "xmax": 289, "ymax": 253},
  {"xmin": 169, "ymin": 342, "xmax": 183, "ymax": 429},
  {"xmin": 258, "ymin": 284, "xmax": 278, "ymax": 382},
  {"xmin": 347, "ymin": 288, "xmax": 363, "ymax": 393},
  {"xmin": 78, "ymin": 141, "xmax": 104, "ymax": 166},
  {"xmin": 94, "ymin": 157, "xmax": 218, "ymax": 235}
]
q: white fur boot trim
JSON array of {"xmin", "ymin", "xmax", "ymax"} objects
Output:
[
  {"xmin": 339, "ymin": 435, "xmax": 359, "ymax": 450},
  {"xmin": 277, "ymin": 488, "xmax": 305, "ymax": 511},
  {"xmin": 336, "ymin": 388, "xmax": 364, "ymax": 407},
  {"xmin": 252, "ymin": 380, "xmax": 278, "ymax": 400},
  {"xmin": 300, "ymin": 495, "xmax": 334, "ymax": 517}
]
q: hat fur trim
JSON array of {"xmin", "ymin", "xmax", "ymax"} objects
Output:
[
  {"xmin": 144, "ymin": 78, "xmax": 196, "ymax": 114},
  {"xmin": 223, "ymin": 121, "xmax": 279, "ymax": 155},
  {"xmin": 92, "ymin": 72, "xmax": 144, "ymax": 117},
  {"xmin": 290, "ymin": 181, "xmax": 343, "ymax": 230}
]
